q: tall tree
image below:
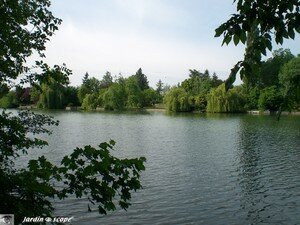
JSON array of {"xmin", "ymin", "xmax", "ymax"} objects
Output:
[
  {"xmin": 211, "ymin": 73, "xmax": 223, "ymax": 88},
  {"xmin": 34, "ymin": 62, "xmax": 71, "ymax": 109},
  {"xmin": 279, "ymin": 55, "xmax": 300, "ymax": 110},
  {"xmin": 100, "ymin": 71, "xmax": 113, "ymax": 88},
  {"xmin": 78, "ymin": 74, "xmax": 101, "ymax": 104},
  {"xmin": 156, "ymin": 79, "xmax": 164, "ymax": 94},
  {"xmin": 134, "ymin": 68, "xmax": 149, "ymax": 91},
  {"xmin": 215, "ymin": 0, "xmax": 300, "ymax": 90},
  {"xmin": 259, "ymin": 48, "xmax": 294, "ymax": 87}
]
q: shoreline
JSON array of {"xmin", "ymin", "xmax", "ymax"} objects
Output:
[{"xmin": 15, "ymin": 105, "xmax": 300, "ymax": 116}]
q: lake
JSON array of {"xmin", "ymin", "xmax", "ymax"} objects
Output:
[{"xmin": 26, "ymin": 111, "xmax": 300, "ymax": 225}]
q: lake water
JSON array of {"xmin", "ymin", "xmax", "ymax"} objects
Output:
[{"xmin": 27, "ymin": 111, "xmax": 300, "ymax": 225}]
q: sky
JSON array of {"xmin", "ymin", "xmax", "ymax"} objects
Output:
[{"xmin": 37, "ymin": 0, "xmax": 300, "ymax": 88}]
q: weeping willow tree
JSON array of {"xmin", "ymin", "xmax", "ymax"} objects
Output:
[
  {"xmin": 207, "ymin": 84, "xmax": 246, "ymax": 113},
  {"xmin": 163, "ymin": 87, "xmax": 191, "ymax": 112},
  {"xmin": 37, "ymin": 84, "xmax": 65, "ymax": 109},
  {"xmin": 35, "ymin": 63, "xmax": 71, "ymax": 109}
]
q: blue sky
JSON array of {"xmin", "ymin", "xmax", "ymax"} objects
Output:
[{"xmin": 41, "ymin": 0, "xmax": 300, "ymax": 87}]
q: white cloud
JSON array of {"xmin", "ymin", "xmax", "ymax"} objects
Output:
[{"xmin": 112, "ymin": 0, "xmax": 188, "ymax": 27}]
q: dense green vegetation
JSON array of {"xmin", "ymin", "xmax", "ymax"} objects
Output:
[
  {"xmin": 215, "ymin": 0, "xmax": 300, "ymax": 91},
  {"xmin": 1, "ymin": 49, "xmax": 299, "ymax": 113}
]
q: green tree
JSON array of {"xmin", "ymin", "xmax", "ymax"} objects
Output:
[
  {"xmin": 164, "ymin": 87, "xmax": 191, "ymax": 112},
  {"xmin": 34, "ymin": 63, "xmax": 71, "ymax": 109},
  {"xmin": 156, "ymin": 79, "xmax": 164, "ymax": 95},
  {"xmin": 182, "ymin": 69, "xmax": 212, "ymax": 95},
  {"xmin": 134, "ymin": 68, "xmax": 149, "ymax": 91},
  {"xmin": 0, "ymin": 1, "xmax": 146, "ymax": 223},
  {"xmin": 65, "ymin": 86, "xmax": 80, "ymax": 107},
  {"xmin": 211, "ymin": 73, "xmax": 223, "ymax": 88},
  {"xmin": 181, "ymin": 69, "xmax": 214, "ymax": 110},
  {"xmin": 279, "ymin": 56, "xmax": 300, "ymax": 110},
  {"xmin": 142, "ymin": 88, "xmax": 160, "ymax": 106},
  {"xmin": 81, "ymin": 93, "xmax": 99, "ymax": 110},
  {"xmin": 0, "ymin": 0, "xmax": 61, "ymax": 83},
  {"xmin": 207, "ymin": 84, "xmax": 246, "ymax": 113},
  {"xmin": 243, "ymin": 85, "xmax": 260, "ymax": 110},
  {"xmin": 155, "ymin": 79, "xmax": 164, "ymax": 103},
  {"xmin": 125, "ymin": 76, "xmax": 143, "ymax": 108},
  {"xmin": 78, "ymin": 73, "xmax": 101, "ymax": 104},
  {"xmin": 0, "ymin": 91, "xmax": 18, "ymax": 108},
  {"xmin": 260, "ymin": 48, "xmax": 294, "ymax": 87},
  {"xmin": 100, "ymin": 71, "xmax": 113, "ymax": 89},
  {"xmin": 215, "ymin": 0, "xmax": 300, "ymax": 90},
  {"xmin": 103, "ymin": 83, "xmax": 127, "ymax": 110},
  {"xmin": 258, "ymin": 86, "xmax": 284, "ymax": 112}
]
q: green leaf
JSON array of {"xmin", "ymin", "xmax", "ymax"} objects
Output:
[
  {"xmin": 222, "ymin": 34, "xmax": 232, "ymax": 46},
  {"xmin": 233, "ymin": 34, "xmax": 239, "ymax": 45},
  {"xmin": 99, "ymin": 142, "xmax": 108, "ymax": 150},
  {"xmin": 215, "ymin": 26, "xmax": 224, "ymax": 37},
  {"xmin": 265, "ymin": 40, "xmax": 272, "ymax": 51},
  {"xmin": 109, "ymin": 139, "xmax": 116, "ymax": 146},
  {"xmin": 288, "ymin": 28, "xmax": 295, "ymax": 39},
  {"xmin": 240, "ymin": 31, "xmax": 247, "ymax": 44},
  {"xmin": 105, "ymin": 202, "xmax": 116, "ymax": 211}
]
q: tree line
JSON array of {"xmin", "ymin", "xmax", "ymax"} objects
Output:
[
  {"xmin": 1, "ymin": 48, "xmax": 299, "ymax": 114},
  {"xmin": 165, "ymin": 48, "xmax": 300, "ymax": 113}
]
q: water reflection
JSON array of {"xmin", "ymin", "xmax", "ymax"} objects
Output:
[
  {"xmin": 16, "ymin": 110, "xmax": 300, "ymax": 224},
  {"xmin": 237, "ymin": 120, "xmax": 265, "ymax": 224},
  {"xmin": 236, "ymin": 116, "xmax": 300, "ymax": 224}
]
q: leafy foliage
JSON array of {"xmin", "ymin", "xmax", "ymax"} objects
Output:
[
  {"xmin": 259, "ymin": 49, "xmax": 294, "ymax": 87},
  {"xmin": 164, "ymin": 69, "xmax": 223, "ymax": 112},
  {"xmin": 60, "ymin": 141, "xmax": 146, "ymax": 214},
  {"xmin": 78, "ymin": 73, "xmax": 101, "ymax": 104},
  {"xmin": 0, "ymin": 0, "xmax": 62, "ymax": 82},
  {"xmin": 103, "ymin": 82, "xmax": 127, "ymax": 110},
  {"xmin": 125, "ymin": 76, "xmax": 143, "ymax": 108},
  {"xmin": 258, "ymin": 86, "xmax": 284, "ymax": 111},
  {"xmin": 215, "ymin": 0, "xmax": 300, "ymax": 90},
  {"xmin": 164, "ymin": 87, "xmax": 191, "ymax": 112},
  {"xmin": 279, "ymin": 55, "xmax": 300, "ymax": 110},
  {"xmin": 134, "ymin": 68, "xmax": 149, "ymax": 91},
  {"xmin": 100, "ymin": 71, "xmax": 113, "ymax": 89},
  {"xmin": 0, "ymin": 91, "xmax": 18, "ymax": 108},
  {"xmin": 0, "ymin": 111, "xmax": 145, "ymax": 224},
  {"xmin": 81, "ymin": 93, "xmax": 99, "ymax": 110},
  {"xmin": 207, "ymin": 84, "xmax": 246, "ymax": 113},
  {"xmin": 33, "ymin": 63, "xmax": 71, "ymax": 109}
]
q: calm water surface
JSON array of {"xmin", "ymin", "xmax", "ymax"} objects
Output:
[{"xmin": 27, "ymin": 111, "xmax": 300, "ymax": 225}]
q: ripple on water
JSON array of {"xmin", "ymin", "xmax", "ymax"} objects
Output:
[{"xmin": 21, "ymin": 111, "xmax": 300, "ymax": 225}]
